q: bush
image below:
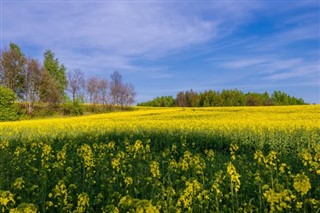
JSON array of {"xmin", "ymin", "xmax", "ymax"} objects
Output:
[
  {"xmin": 62, "ymin": 99, "xmax": 84, "ymax": 115},
  {"xmin": 0, "ymin": 86, "xmax": 19, "ymax": 121}
]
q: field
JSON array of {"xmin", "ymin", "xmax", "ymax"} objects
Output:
[{"xmin": 0, "ymin": 105, "xmax": 319, "ymax": 212}]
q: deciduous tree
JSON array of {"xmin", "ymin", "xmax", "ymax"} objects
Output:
[
  {"xmin": 97, "ymin": 79, "xmax": 108, "ymax": 105},
  {"xmin": 67, "ymin": 69, "xmax": 85, "ymax": 103},
  {"xmin": 86, "ymin": 77, "xmax": 99, "ymax": 104},
  {"xmin": 110, "ymin": 71, "xmax": 123, "ymax": 106},
  {"xmin": 24, "ymin": 58, "xmax": 42, "ymax": 114},
  {"xmin": 0, "ymin": 43, "xmax": 27, "ymax": 99},
  {"xmin": 43, "ymin": 50, "xmax": 67, "ymax": 101},
  {"xmin": 39, "ymin": 70, "xmax": 61, "ymax": 106}
]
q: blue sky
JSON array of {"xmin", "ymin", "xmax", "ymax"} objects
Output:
[{"xmin": 1, "ymin": 1, "xmax": 319, "ymax": 103}]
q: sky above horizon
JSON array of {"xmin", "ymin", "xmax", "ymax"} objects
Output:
[{"xmin": 1, "ymin": 1, "xmax": 319, "ymax": 103}]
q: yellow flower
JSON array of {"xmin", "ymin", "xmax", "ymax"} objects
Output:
[
  {"xmin": 14, "ymin": 177, "xmax": 25, "ymax": 190},
  {"xmin": 52, "ymin": 180, "xmax": 68, "ymax": 206},
  {"xmin": 0, "ymin": 191, "xmax": 15, "ymax": 206},
  {"xmin": 227, "ymin": 162, "xmax": 241, "ymax": 193},
  {"xmin": 263, "ymin": 185, "xmax": 293, "ymax": 213},
  {"xmin": 46, "ymin": 201, "xmax": 53, "ymax": 207},
  {"xmin": 177, "ymin": 180, "xmax": 202, "ymax": 209},
  {"xmin": 14, "ymin": 147, "xmax": 26, "ymax": 157},
  {"xmin": 178, "ymin": 151, "xmax": 192, "ymax": 171},
  {"xmin": 9, "ymin": 203, "xmax": 37, "ymax": 213},
  {"xmin": 134, "ymin": 140, "xmax": 143, "ymax": 152},
  {"xmin": 0, "ymin": 140, "xmax": 9, "ymax": 149},
  {"xmin": 107, "ymin": 141, "xmax": 115, "ymax": 150},
  {"xmin": 230, "ymin": 143, "xmax": 239, "ymax": 160},
  {"xmin": 119, "ymin": 195, "xmax": 133, "ymax": 208},
  {"xmin": 293, "ymin": 173, "xmax": 311, "ymax": 196},
  {"xmin": 204, "ymin": 149, "xmax": 214, "ymax": 162},
  {"xmin": 76, "ymin": 192, "xmax": 89, "ymax": 213},
  {"xmin": 111, "ymin": 157, "xmax": 121, "ymax": 171},
  {"xmin": 296, "ymin": 202, "xmax": 303, "ymax": 209},
  {"xmin": 279, "ymin": 163, "xmax": 287, "ymax": 174},
  {"xmin": 254, "ymin": 150, "xmax": 264, "ymax": 164},
  {"xmin": 265, "ymin": 151, "xmax": 278, "ymax": 169},
  {"xmin": 53, "ymin": 144, "xmax": 67, "ymax": 169},
  {"xmin": 211, "ymin": 171, "xmax": 224, "ymax": 200},
  {"xmin": 124, "ymin": 177, "xmax": 133, "ymax": 186},
  {"xmin": 150, "ymin": 161, "xmax": 161, "ymax": 178},
  {"xmin": 77, "ymin": 144, "xmax": 94, "ymax": 169}
]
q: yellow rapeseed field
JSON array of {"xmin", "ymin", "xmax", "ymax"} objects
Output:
[
  {"xmin": 0, "ymin": 105, "xmax": 319, "ymax": 212},
  {"xmin": 0, "ymin": 105, "xmax": 319, "ymax": 140}
]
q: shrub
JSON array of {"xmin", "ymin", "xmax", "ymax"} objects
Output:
[
  {"xmin": 0, "ymin": 86, "xmax": 19, "ymax": 121},
  {"xmin": 62, "ymin": 99, "xmax": 84, "ymax": 115}
]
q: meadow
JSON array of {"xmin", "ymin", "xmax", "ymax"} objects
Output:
[{"xmin": 0, "ymin": 105, "xmax": 319, "ymax": 212}]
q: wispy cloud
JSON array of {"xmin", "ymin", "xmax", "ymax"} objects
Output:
[
  {"xmin": 265, "ymin": 64, "xmax": 319, "ymax": 80},
  {"xmin": 3, "ymin": 2, "xmax": 215, "ymax": 66},
  {"xmin": 2, "ymin": 1, "xmax": 261, "ymax": 72},
  {"xmin": 222, "ymin": 58, "xmax": 269, "ymax": 69},
  {"xmin": 248, "ymin": 24, "xmax": 319, "ymax": 52},
  {"xmin": 2, "ymin": 1, "xmax": 319, "ymax": 103}
]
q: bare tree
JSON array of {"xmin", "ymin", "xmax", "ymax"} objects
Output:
[
  {"xmin": 110, "ymin": 71, "xmax": 123, "ymax": 106},
  {"xmin": 86, "ymin": 77, "xmax": 99, "ymax": 104},
  {"xmin": 119, "ymin": 83, "xmax": 136, "ymax": 107},
  {"xmin": 67, "ymin": 69, "xmax": 85, "ymax": 103},
  {"xmin": 97, "ymin": 79, "xmax": 108, "ymax": 105},
  {"xmin": 110, "ymin": 71, "xmax": 136, "ymax": 107},
  {"xmin": 175, "ymin": 91, "xmax": 187, "ymax": 107}
]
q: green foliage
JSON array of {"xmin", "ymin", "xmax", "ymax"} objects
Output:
[
  {"xmin": 62, "ymin": 99, "xmax": 84, "ymax": 116},
  {"xmin": 0, "ymin": 86, "xmax": 19, "ymax": 121},
  {"xmin": 0, "ymin": 130, "xmax": 319, "ymax": 212},
  {"xmin": 138, "ymin": 89, "xmax": 306, "ymax": 107},
  {"xmin": 17, "ymin": 103, "xmax": 59, "ymax": 119},
  {"xmin": 221, "ymin": 89, "xmax": 246, "ymax": 106},
  {"xmin": 138, "ymin": 96, "xmax": 175, "ymax": 107},
  {"xmin": 0, "ymin": 43, "xmax": 27, "ymax": 99},
  {"xmin": 272, "ymin": 90, "xmax": 305, "ymax": 105},
  {"xmin": 43, "ymin": 50, "xmax": 68, "ymax": 100}
]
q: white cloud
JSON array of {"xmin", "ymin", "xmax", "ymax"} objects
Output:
[
  {"xmin": 265, "ymin": 64, "xmax": 319, "ymax": 80},
  {"xmin": 222, "ymin": 58, "xmax": 269, "ymax": 69},
  {"xmin": 3, "ymin": 2, "xmax": 215, "ymax": 57},
  {"xmin": 2, "ymin": 1, "xmax": 261, "ymax": 73},
  {"xmin": 2, "ymin": 1, "xmax": 319, "ymax": 103}
]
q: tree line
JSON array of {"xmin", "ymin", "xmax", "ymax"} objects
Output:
[
  {"xmin": 0, "ymin": 43, "xmax": 136, "ymax": 118},
  {"xmin": 137, "ymin": 89, "xmax": 306, "ymax": 107}
]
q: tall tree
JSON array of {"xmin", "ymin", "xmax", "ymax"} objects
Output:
[
  {"xmin": 43, "ymin": 50, "xmax": 67, "ymax": 101},
  {"xmin": 67, "ymin": 69, "xmax": 85, "ymax": 103},
  {"xmin": 110, "ymin": 71, "xmax": 123, "ymax": 106},
  {"xmin": 97, "ymin": 79, "xmax": 108, "ymax": 105},
  {"xmin": 0, "ymin": 43, "xmax": 27, "ymax": 99},
  {"xmin": 86, "ymin": 77, "xmax": 99, "ymax": 104},
  {"xmin": 24, "ymin": 58, "xmax": 42, "ymax": 114},
  {"xmin": 221, "ymin": 89, "xmax": 246, "ymax": 106},
  {"xmin": 119, "ymin": 83, "xmax": 136, "ymax": 107},
  {"xmin": 185, "ymin": 89, "xmax": 200, "ymax": 107},
  {"xmin": 175, "ymin": 91, "xmax": 187, "ymax": 107},
  {"xmin": 39, "ymin": 70, "xmax": 61, "ymax": 106}
]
